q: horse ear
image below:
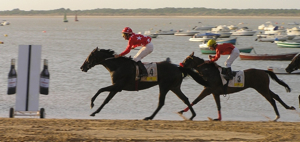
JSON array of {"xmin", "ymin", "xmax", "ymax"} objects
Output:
[{"xmin": 190, "ymin": 52, "xmax": 194, "ymax": 56}]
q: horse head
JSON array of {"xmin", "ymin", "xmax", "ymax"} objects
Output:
[
  {"xmin": 285, "ymin": 54, "xmax": 300, "ymax": 73},
  {"xmin": 180, "ymin": 52, "xmax": 205, "ymax": 68},
  {"xmin": 180, "ymin": 52, "xmax": 221, "ymax": 80},
  {"xmin": 80, "ymin": 47, "xmax": 115, "ymax": 72}
]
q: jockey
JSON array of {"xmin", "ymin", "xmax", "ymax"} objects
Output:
[
  {"xmin": 207, "ymin": 39, "xmax": 240, "ymax": 80},
  {"xmin": 114, "ymin": 27, "xmax": 153, "ymax": 77}
]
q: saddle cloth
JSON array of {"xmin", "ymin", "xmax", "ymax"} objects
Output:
[
  {"xmin": 218, "ymin": 67, "xmax": 245, "ymax": 87},
  {"xmin": 135, "ymin": 62, "xmax": 158, "ymax": 82}
]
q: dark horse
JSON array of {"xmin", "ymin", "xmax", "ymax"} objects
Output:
[
  {"xmin": 286, "ymin": 54, "xmax": 300, "ymax": 73},
  {"xmin": 178, "ymin": 52, "xmax": 295, "ymax": 121},
  {"xmin": 80, "ymin": 48, "xmax": 208, "ymax": 120}
]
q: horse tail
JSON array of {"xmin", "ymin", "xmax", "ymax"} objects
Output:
[
  {"xmin": 178, "ymin": 67, "xmax": 209, "ymax": 87},
  {"xmin": 265, "ymin": 70, "xmax": 291, "ymax": 92}
]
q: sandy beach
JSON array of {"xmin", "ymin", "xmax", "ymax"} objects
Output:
[{"xmin": 0, "ymin": 118, "xmax": 299, "ymax": 141}]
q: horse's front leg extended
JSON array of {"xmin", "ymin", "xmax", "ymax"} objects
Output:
[
  {"xmin": 90, "ymin": 91, "xmax": 118, "ymax": 117},
  {"xmin": 178, "ymin": 89, "xmax": 211, "ymax": 114},
  {"xmin": 90, "ymin": 84, "xmax": 123, "ymax": 108}
]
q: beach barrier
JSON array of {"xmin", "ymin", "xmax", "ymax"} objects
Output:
[{"xmin": 8, "ymin": 45, "xmax": 49, "ymax": 118}]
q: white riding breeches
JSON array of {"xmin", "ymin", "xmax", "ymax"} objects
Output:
[
  {"xmin": 133, "ymin": 42, "xmax": 153, "ymax": 62},
  {"xmin": 225, "ymin": 47, "xmax": 240, "ymax": 68}
]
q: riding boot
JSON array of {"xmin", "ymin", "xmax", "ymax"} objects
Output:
[
  {"xmin": 137, "ymin": 61, "xmax": 148, "ymax": 77},
  {"xmin": 225, "ymin": 67, "xmax": 233, "ymax": 80}
]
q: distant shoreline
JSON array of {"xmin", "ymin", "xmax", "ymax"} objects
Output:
[{"xmin": 1, "ymin": 15, "xmax": 300, "ymax": 19}]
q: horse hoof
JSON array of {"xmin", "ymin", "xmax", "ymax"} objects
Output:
[
  {"xmin": 90, "ymin": 104, "xmax": 94, "ymax": 109},
  {"xmin": 208, "ymin": 117, "xmax": 221, "ymax": 121},
  {"xmin": 90, "ymin": 113, "xmax": 95, "ymax": 117},
  {"xmin": 143, "ymin": 117, "xmax": 152, "ymax": 120},
  {"xmin": 290, "ymin": 106, "xmax": 296, "ymax": 110},
  {"xmin": 177, "ymin": 110, "xmax": 184, "ymax": 114}
]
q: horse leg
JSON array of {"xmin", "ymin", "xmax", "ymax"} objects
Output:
[
  {"xmin": 143, "ymin": 85, "xmax": 170, "ymax": 120},
  {"xmin": 212, "ymin": 94, "xmax": 222, "ymax": 121},
  {"xmin": 90, "ymin": 83, "xmax": 124, "ymax": 108},
  {"xmin": 171, "ymin": 87, "xmax": 196, "ymax": 120},
  {"xmin": 257, "ymin": 89, "xmax": 281, "ymax": 121},
  {"xmin": 178, "ymin": 88, "xmax": 211, "ymax": 114},
  {"xmin": 270, "ymin": 90, "xmax": 295, "ymax": 110},
  {"xmin": 90, "ymin": 91, "xmax": 118, "ymax": 117}
]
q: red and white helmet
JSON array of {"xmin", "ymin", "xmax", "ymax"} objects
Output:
[{"xmin": 122, "ymin": 27, "xmax": 133, "ymax": 34}]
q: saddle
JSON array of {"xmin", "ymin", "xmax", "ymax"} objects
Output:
[
  {"xmin": 135, "ymin": 62, "xmax": 158, "ymax": 82},
  {"xmin": 218, "ymin": 67, "xmax": 245, "ymax": 88}
]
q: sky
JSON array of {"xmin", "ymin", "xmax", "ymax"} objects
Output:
[{"xmin": 1, "ymin": 0, "xmax": 300, "ymax": 11}]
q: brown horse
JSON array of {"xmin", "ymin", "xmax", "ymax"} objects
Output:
[
  {"xmin": 80, "ymin": 48, "xmax": 209, "ymax": 120},
  {"xmin": 178, "ymin": 52, "xmax": 295, "ymax": 121},
  {"xmin": 286, "ymin": 54, "xmax": 300, "ymax": 73}
]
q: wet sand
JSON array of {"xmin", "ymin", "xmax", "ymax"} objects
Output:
[{"xmin": 0, "ymin": 118, "xmax": 299, "ymax": 141}]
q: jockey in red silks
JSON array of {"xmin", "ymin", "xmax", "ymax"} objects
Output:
[
  {"xmin": 114, "ymin": 27, "xmax": 153, "ymax": 77},
  {"xmin": 207, "ymin": 39, "xmax": 240, "ymax": 80}
]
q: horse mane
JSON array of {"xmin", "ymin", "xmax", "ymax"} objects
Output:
[
  {"xmin": 97, "ymin": 48, "xmax": 133, "ymax": 61},
  {"xmin": 193, "ymin": 56, "xmax": 221, "ymax": 69}
]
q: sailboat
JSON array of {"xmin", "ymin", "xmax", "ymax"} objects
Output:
[
  {"xmin": 63, "ymin": 13, "xmax": 68, "ymax": 22},
  {"xmin": 75, "ymin": 13, "xmax": 79, "ymax": 22}
]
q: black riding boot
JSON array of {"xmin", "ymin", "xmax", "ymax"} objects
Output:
[
  {"xmin": 137, "ymin": 61, "xmax": 148, "ymax": 77},
  {"xmin": 225, "ymin": 67, "xmax": 233, "ymax": 80}
]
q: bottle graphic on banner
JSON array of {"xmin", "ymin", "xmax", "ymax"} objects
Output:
[
  {"xmin": 40, "ymin": 59, "xmax": 50, "ymax": 95},
  {"xmin": 7, "ymin": 59, "xmax": 17, "ymax": 95}
]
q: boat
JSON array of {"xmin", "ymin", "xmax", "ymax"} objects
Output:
[
  {"xmin": 174, "ymin": 30, "xmax": 199, "ymax": 36},
  {"xmin": 144, "ymin": 31, "xmax": 159, "ymax": 38},
  {"xmin": 200, "ymin": 46, "xmax": 253, "ymax": 54},
  {"xmin": 189, "ymin": 33, "xmax": 220, "ymax": 42},
  {"xmin": 210, "ymin": 25, "xmax": 232, "ymax": 38},
  {"xmin": 215, "ymin": 38, "xmax": 237, "ymax": 45},
  {"xmin": 1, "ymin": 20, "xmax": 10, "ymax": 25},
  {"xmin": 276, "ymin": 41, "xmax": 300, "ymax": 48},
  {"xmin": 227, "ymin": 25, "xmax": 238, "ymax": 30},
  {"xmin": 155, "ymin": 29, "xmax": 182, "ymax": 35},
  {"xmin": 287, "ymin": 22, "xmax": 299, "ymax": 25},
  {"xmin": 263, "ymin": 26, "xmax": 286, "ymax": 35},
  {"xmin": 63, "ymin": 13, "xmax": 68, "ymax": 22},
  {"xmin": 193, "ymin": 25, "xmax": 216, "ymax": 31},
  {"xmin": 239, "ymin": 52, "xmax": 298, "ymax": 60},
  {"xmin": 256, "ymin": 35, "xmax": 290, "ymax": 43},
  {"xmin": 286, "ymin": 27, "xmax": 300, "ymax": 36},
  {"xmin": 75, "ymin": 12, "xmax": 79, "ymax": 22},
  {"xmin": 267, "ymin": 66, "xmax": 300, "ymax": 74},
  {"xmin": 231, "ymin": 27, "xmax": 256, "ymax": 36}
]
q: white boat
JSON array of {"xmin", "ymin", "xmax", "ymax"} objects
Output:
[
  {"xmin": 227, "ymin": 25, "xmax": 238, "ymax": 30},
  {"xmin": 144, "ymin": 31, "xmax": 159, "ymax": 38},
  {"xmin": 288, "ymin": 22, "xmax": 299, "ymax": 25},
  {"xmin": 155, "ymin": 29, "xmax": 182, "ymax": 35},
  {"xmin": 231, "ymin": 27, "xmax": 256, "ymax": 36},
  {"xmin": 286, "ymin": 27, "xmax": 300, "ymax": 36},
  {"xmin": 263, "ymin": 26, "xmax": 286, "ymax": 35},
  {"xmin": 267, "ymin": 66, "xmax": 300, "ymax": 74},
  {"xmin": 189, "ymin": 33, "xmax": 220, "ymax": 42},
  {"xmin": 174, "ymin": 30, "xmax": 199, "ymax": 36},
  {"xmin": 256, "ymin": 35, "xmax": 288, "ymax": 42},
  {"xmin": 193, "ymin": 25, "xmax": 216, "ymax": 31},
  {"xmin": 210, "ymin": 25, "xmax": 232, "ymax": 38},
  {"xmin": 1, "ymin": 20, "xmax": 10, "ymax": 25}
]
